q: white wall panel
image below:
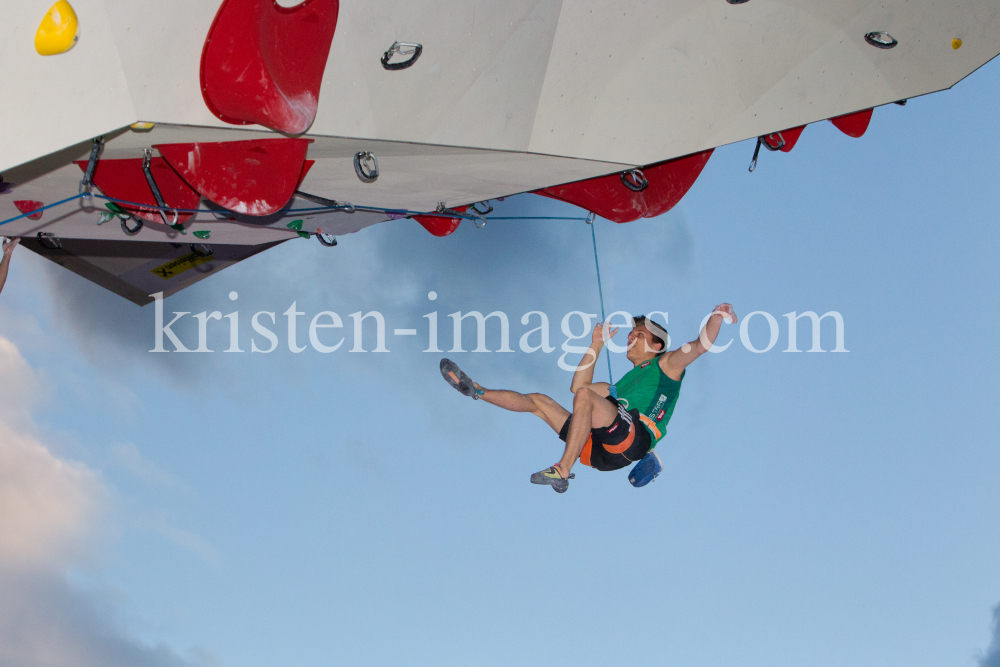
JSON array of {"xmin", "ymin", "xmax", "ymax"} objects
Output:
[{"xmin": 0, "ymin": 0, "xmax": 135, "ymax": 172}]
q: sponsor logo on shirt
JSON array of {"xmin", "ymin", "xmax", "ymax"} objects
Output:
[
  {"xmin": 647, "ymin": 394, "xmax": 668, "ymax": 421},
  {"xmin": 640, "ymin": 360, "xmax": 652, "ymax": 368},
  {"xmin": 607, "ymin": 423, "xmax": 618, "ymax": 433},
  {"xmin": 656, "ymin": 409, "xmax": 665, "ymax": 421}
]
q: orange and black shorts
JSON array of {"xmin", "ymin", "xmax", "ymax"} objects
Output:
[{"xmin": 558, "ymin": 396, "xmax": 652, "ymax": 471}]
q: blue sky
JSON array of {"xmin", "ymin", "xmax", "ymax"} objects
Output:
[{"xmin": 2, "ymin": 59, "xmax": 1000, "ymax": 667}]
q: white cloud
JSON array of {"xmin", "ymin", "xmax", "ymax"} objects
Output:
[
  {"xmin": 0, "ymin": 420, "xmax": 102, "ymax": 570},
  {"xmin": 109, "ymin": 442, "xmax": 182, "ymax": 490},
  {"xmin": 0, "ymin": 336, "xmax": 207, "ymax": 667},
  {"xmin": 0, "ymin": 337, "xmax": 100, "ymax": 570},
  {"xmin": 0, "ymin": 336, "xmax": 47, "ymax": 432}
]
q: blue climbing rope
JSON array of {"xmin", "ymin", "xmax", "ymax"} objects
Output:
[
  {"xmin": 478, "ymin": 216, "xmax": 588, "ymax": 221},
  {"xmin": 0, "ymin": 193, "xmax": 592, "ymax": 227},
  {"xmin": 1, "ymin": 194, "xmax": 615, "ymax": 390},
  {"xmin": 0, "ymin": 193, "xmax": 87, "ymax": 228},
  {"xmin": 588, "ymin": 213, "xmax": 614, "ymax": 384}
]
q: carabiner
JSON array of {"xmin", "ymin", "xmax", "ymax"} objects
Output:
[
  {"xmin": 620, "ymin": 169, "xmax": 648, "ymax": 192},
  {"xmin": 865, "ymin": 31, "xmax": 898, "ymax": 49},
  {"xmin": 36, "ymin": 231, "xmax": 62, "ymax": 250},
  {"xmin": 381, "ymin": 42, "xmax": 423, "ymax": 70},
  {"xmin": 354, "ymin": 152, "xmax": 379, "ymax": 183},
  {"xmin": 295, "ymin": 190, "xmax": 356, "ymax": 213},
  {"xmin": 121, "ymin": 216, "xmax": 143, "ymax": 235},
  {"xmin": 761, "ymin": 132, "xmax": 786, "ymax": 151},
  {"xmin": 190, "ymin": 243, "xmax": 213, "ymax": 257}
]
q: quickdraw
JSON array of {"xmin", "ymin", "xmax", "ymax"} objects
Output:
[
  {"xmin": 295, "ymin": 190, "xmax": 356, "ymax": 213},
  {"xmin": 381, "ymin": 41, "xmax": 422, "ymax": 70},
  {"xmin": 36, "ymin": 231, "xmax": 62, "ymax": 250},
  {"xmin": 142, "ymin": 149, "xmax": 179, "ymax": 227},
  {"xmin": 748, "ymin": 132, "xmax": 786, "ymax": 172},
  {"xmin": 78, "ymin": 136, "xmax": 103, "ymax": 196}
]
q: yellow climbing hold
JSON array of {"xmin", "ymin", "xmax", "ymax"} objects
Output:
[
  {"xmin": 952, "ymin": 38, "xmax": 963, "ymax": 50},
  {"xmin": 130, "ymin": 121, "xmax": 156, "ymax": 131},
  {"xmin": 35, "ymin": 1, "xmax": 79, "ymax": 56}
]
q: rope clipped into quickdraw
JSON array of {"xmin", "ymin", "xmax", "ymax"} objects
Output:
[
  {"xmin": 1, "ymin": 193, "xmax": 593, "ymax": 227},
  {"xmin": 748, "ymin": 132, "xmax": 786, "ymax": 172},
  {"xmin": 0, "ymin": 193, "xmax": 87, "ymax": 228},
  {"xmin": 1, "ymin": 187, "xmax": 594, "ymax": 235},
  {"xmin": 587, "ymin": 212, "xmax": 613, "ymax": 384}
]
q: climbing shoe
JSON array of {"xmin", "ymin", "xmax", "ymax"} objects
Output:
[
  {"xmin": 440, "ymin": 359, "xmax": 483, "ymax": 399},
  {"xmin": 530, "ymin": 466, "xmax": 574, "ymax": 493}
]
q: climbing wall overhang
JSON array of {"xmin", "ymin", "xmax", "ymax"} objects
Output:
[
  {"xmin": 1, "ymin": 0, "xmax": 998, "ymax": 303},
  {"xmin": 3, "ymin": 0, "xmax": 998, "ymax": 173}
]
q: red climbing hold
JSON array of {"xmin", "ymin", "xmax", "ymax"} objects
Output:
[
  {"xmin": 200, "ymin": 0, "xmax": 340, "ymax": 134},
  {"xmin": 539, "ymin": 172, "xmax": 645, "ymax": 223},
  {"xmin": 536, "ymin": 150, "xmax": 713, "ymax": 224},
  {"xmin": 13, "ymin": 200, "xmax": 44, "ymax": 221},
  {"xmin": 154, "ymin": 138, "xmax": 313, "ymax": 216},
  {"xmin": 763, "ymin": 125, "xmax": 806, "ymax": 153},
  {"xmin": 74, "ymin": 157, "xmax": 202, "ymax": 225},
  {"xmin": 829, "ymin": 108, "xmax": 873, "ymax": 138},
  {"xmin": 414, "ymin": 206, "xmax": 469, "ymax": 237}
]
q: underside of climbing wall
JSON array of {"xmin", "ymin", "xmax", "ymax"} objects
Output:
[{"xmin": 1, "ymin": 0, "xmax": 998, "ymax": 303}]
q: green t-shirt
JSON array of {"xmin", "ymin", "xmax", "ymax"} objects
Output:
[{"xmin": 613, "ymin": 359, "xmax": 683, "ymax": 447}]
